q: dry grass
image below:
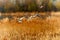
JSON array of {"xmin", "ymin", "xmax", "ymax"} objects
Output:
[{"xmin": 0, "ymin": 12, "xmax": 60, "ymax": 40}]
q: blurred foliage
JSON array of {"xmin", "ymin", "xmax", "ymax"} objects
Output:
[
  {"xmin": 18, "ymin": 1, "xmax": 38, "ymax": 12},
  {"xmin": 4, "ymin": 3, "xmax": 16, "ymax": 13},
  {"xmin": 27, "ymin": 2, "xmax": 38, "ymax": 11},
  {"xmin": 1, "ymin": 0, "xmax": 39, "ymax": 12},
  {"xmin": 0, "ymin": 0, "xmax": 58, "ymax": 12}
]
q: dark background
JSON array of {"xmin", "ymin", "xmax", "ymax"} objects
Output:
[{"xmin": 0, "ymin": 0, "xmax": 59, "ymax": 13}]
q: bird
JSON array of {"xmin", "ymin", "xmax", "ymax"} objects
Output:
[
  {"xmin": 17, "ymin": 16, "xmax": 27, "ymax": 23},
  {"xmin": 27, "ymin": 14, "xmax": 40, "ymax": 21},
  {"xmin": 40, "ymin": 6, "xmax": 44, "ymax": 9}
]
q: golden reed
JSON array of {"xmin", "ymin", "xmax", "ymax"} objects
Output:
[{"xmin": 0, "ymin": 12, "xmax": 60, "ymax": 40}]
